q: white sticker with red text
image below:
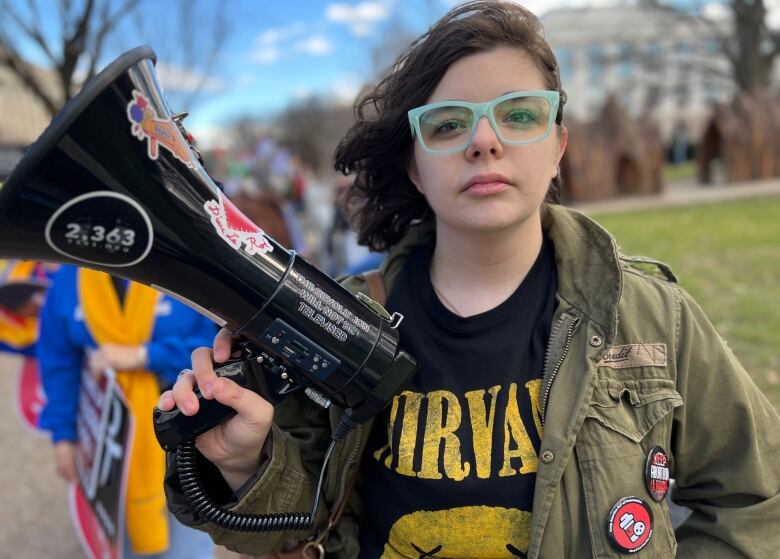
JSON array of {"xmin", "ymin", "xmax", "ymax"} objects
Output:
[{"xmin": 203, "ymin": 194, "xmax": 273, "ymax": 255}]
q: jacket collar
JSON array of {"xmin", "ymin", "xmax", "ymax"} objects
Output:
[
  {"xmin": 380, "ymin": 205, "xmax": 622, "ymax": 345},
  {"xmin": 543, "ymin": 205, "xmax": 622, "ymax": 345}
]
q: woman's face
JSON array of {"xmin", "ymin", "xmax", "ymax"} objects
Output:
[{"xmin": 408, "ymin": 47, "xmax": 567, "ymax": 235}]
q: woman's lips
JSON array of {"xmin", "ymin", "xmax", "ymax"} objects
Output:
[
  {"xmin": 464, "ymin": 181, "xmax": 510, "ymax": 195},
  {"xmin": 462, "ymin": 174, "xmax": 512, "ymax": 195}
]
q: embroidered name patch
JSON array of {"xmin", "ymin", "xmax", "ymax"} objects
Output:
[{"xmin": 597, "ymin": 343, "xmax": 667, "ymax": 369}]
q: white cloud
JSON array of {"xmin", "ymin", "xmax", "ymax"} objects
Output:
[
  {"xmin": 252, "ymin": 47, "xmax": 280, "ymax": 64},
  {"xmin": 350, "ymin": 22, "xmax": 374, "ymax": 37},
  {"xmin": 257, "ymin": 22, "xmax": 306, "ymax": 46},
  {"xmin": 326, "ymin": 1, "xmax": 389, "ymax": 36},
  {"xmin": 251, "ymin": 22, "xmax": 335, "ymax": 63},
  {"xmin": 295, "ymin": 36, "xmax": 334, "ymax": 55},
  {"xmin": 156, "ymin": 63, "xmax": 224, "ymax": 92}
]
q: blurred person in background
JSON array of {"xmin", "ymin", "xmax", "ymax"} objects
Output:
[
  {"xmin": 160, "ymin": 2, "xmax": 780, "ymax": 557},
  {"xmin": 38, "ymin": 265, "xmax": 218, "ymax": 559},
  {"xmin": 0, "ymin": 260, "xmax": 56, "ymax": 355},
  {"xmin": 327, "ymin": 175, "xmax": 384, "ymax": 276},
  {"xmin": 230, "ymin": 175, "xmax": 307, "ymax": 256}
]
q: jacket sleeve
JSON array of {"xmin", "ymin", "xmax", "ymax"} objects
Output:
[
  {"xmin": 164, "ymin": 377, "xmax": 334, "ymax": 555},
  {"xmin": 146, "ymin": 310, "xmax": 219, "ymax": 386},
  {"xmin": 671, "ymin": 287, "xmax": 780, "ymax": 558},
  {"xmin": 37, "ymin": 269, "xmax": 85, "ymax": 442}
]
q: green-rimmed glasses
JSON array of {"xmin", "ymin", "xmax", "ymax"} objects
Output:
[{"xmin": 407, "ymin": 90, "xmax": 560, "ymax": 154}]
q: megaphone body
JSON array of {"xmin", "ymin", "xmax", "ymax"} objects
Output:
[{"xmin": 0, "ymin": 46, "xmax": 416, "ymax": 433}]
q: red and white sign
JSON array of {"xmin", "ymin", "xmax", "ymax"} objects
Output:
[
  {"xmin": 14, "ymin": 356, "xmax": 47, "ymax": 434},
  {"xmin": 71, "ymin": 368, "xmax": 133, "ymax": 559}
]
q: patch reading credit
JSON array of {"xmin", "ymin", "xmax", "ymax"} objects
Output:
[
  {"xmin": 291, "ymin": 270, "xmax": 372, "ymax": 343},
  {"xmin": 598, "ymin": 343, "xmax": 667, "ymax": 369}
]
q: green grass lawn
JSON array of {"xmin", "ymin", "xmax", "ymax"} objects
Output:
[
  {"xmin": 662, "ymin": 161, "xmax": 697, "ymax": 184},
  {"xmin": 591, "ymin": 197, "xmax": 780, "ymax": 410}
]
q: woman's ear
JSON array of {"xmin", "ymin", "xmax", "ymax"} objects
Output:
[
  {"xmin": 407, "ymin": 156, "xmax": 424, "ymax": 194},
  {"xmin": 556, "ymin": 126, "xmax": 568, "ymax": 166},
  {"xmin": 552, "ymin": 126, "xmax": 568, "ymax": 179}
]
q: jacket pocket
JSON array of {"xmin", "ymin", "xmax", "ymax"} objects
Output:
[{"xmin": 576, "ymin": 378, "xmax": 682, "ymax": 558}]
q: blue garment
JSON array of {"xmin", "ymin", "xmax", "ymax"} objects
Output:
[
  {"xmin": 37, "ymin": 265, "xmax": 218, "ymax": 442},
  {"xmin": 0, "ymin": 338, "xmax": 36, "ymax": 356},
  {"xmin": 123, "ymin": 512, "xmax": 214, "ymax": 559}
]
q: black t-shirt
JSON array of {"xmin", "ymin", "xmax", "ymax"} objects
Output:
[{"xmin": 358, "ymin": 239, "xmax": 557, "ymax": 558}]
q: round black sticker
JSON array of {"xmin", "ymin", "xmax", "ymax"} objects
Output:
[
  {"xmin": 45, "ymin": 191, "xmax": 153, "ymax": 267},
  {"xmin": 645, "ymin": 446, "xmax": 671, "ymax": 502}
]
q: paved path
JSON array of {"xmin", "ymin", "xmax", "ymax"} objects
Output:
[
  {"xmin": 0, "ymin": 352, "xmax": 82, "ymax": 559},
  {"xmin": 572, "ymin": 177, "xmax": 780, "ymax": 215}
]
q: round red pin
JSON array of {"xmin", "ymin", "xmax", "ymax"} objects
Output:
[
  {"xmin": 645, "ymin": 446, "xmax": 671, "ymax": 502},
  {"xmin": 607, "ymin": 496, "xmax": 653, "ymax": 554}
]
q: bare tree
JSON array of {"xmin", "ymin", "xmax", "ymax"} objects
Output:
[
  {"xmin": 657, "ymin": 0, "xmax": 779, "ymax": 93},
  {"xmin": 0, "ymin": 0, "xmax": 228, "ymax": 116},
  {"xmin": 275, "ymin": 98, "xmax": 355, "ymax": 171},
  {"xmin": 724, "ymin": 0, "xmax": 778, "ymax": 92}
]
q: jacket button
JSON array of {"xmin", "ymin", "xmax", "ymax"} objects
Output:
[
  {"xmin": 589, "ymin": 335, "xmax": 603, "ymax": 347},
  {"xmin": 541, "ymin": 450, "xmax": 555, "ymax": 464}
]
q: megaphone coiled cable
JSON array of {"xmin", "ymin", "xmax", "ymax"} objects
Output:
[{"xmin": 176, "ymin": 411, "xmax": 356, "ymax": 532}]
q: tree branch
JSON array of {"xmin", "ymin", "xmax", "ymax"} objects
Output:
[{"xmin": 3, "ymin": 0, "xmax": 56, "ymax": 63}]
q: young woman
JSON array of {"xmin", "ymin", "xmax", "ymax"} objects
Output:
[{"xmin": 160, "ymin": 2, "xmax": 780, "ymax": 557}]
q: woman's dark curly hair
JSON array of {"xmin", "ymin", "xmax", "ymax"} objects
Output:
[{"xmin": 334, "ymin": 1, "xmax": 566, "ymax": 252}]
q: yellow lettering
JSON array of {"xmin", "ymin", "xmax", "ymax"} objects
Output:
[
  {"xmin": 499, "ymin": 383, "xmax": 539, "ymax": 477},
  {"xmin": 524, "ymin": 379, "xmax": 544, "ymax": 438},
  {"xmin": 418, "ymin": 390, "xmax": 470, "ymax": 481},
  {"xmin": 396, "ymin": 391, "xmax": 423, "ymax": 477},
  {"xmin": 465, "ymin": 385, "xmax": 501, "ymax": 479},
  {"xmin": 373, "ymin": 394, "xmax": 401, "ymax": 467}
]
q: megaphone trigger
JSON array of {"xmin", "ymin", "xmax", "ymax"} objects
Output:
[{"xmin": 153, "ymin": 358, "xmax": 248, "ymax": 452}]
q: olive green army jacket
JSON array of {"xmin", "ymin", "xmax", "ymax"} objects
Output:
[{"xmin": 166, "ymin": 205, "xmax": 780, "ymax": 558}]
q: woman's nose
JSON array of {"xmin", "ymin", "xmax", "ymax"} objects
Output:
[{"xmin": 465, "ymin": 116, "xmax": 503, "ymax": 160}]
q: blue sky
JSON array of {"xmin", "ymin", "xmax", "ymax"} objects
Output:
[{"xmin": 8, "ymin": 0, "xmax": 733, "ymax": 145}]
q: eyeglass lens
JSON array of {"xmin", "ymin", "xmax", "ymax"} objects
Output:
[{"xmin": 418, "ymin": 95, "xmax": 552, "ymax": 151}]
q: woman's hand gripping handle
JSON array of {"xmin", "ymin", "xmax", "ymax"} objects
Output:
[{"xmin": 154, "ymin": 328, "xmax": 275, "ymax": 491}]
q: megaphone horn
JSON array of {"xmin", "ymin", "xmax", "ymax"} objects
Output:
[{"xmin": 0, "ymin": 45, "xmax": 416, "ymax": 422}]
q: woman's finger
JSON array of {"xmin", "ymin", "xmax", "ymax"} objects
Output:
[
  {"xmin": 171, "ymin": 368, "xmax": 199, "ymax": 415},
  {"xmin": 213, "ymin": 328, "xmax": 236, "ymax": 363},
  {"xmin": 157, "ymin": 390, "xmax": 175, "ymax": 411},
  {"xmin": 191, "ymin": 346, "xmax": 219, "ymax": 398},
  {"xmin": 211, "ymin": 376, "xmax": 274, "ymax": 428}
]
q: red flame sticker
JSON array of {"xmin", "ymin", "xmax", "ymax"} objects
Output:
[{"xmin": 204, "ymin": 194, "xmax": 273, "ymax": 255}]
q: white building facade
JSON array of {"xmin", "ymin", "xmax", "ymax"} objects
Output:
[{"xmin": 541, "ymin": 4, "xmax": 735, "ymax": 147}]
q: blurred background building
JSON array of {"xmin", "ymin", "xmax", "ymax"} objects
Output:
[
  {"xmin": 0, "ymin": 54, "xmax": 58, "ymax": 177},
  {"xmin": 543, "ymin": 2, "xmax": 735, "ymax": 148}
]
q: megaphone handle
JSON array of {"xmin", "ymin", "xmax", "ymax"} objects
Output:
[{"xmin": 153, "ymin": 359, "xmax": 247, "ymax": 451}]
